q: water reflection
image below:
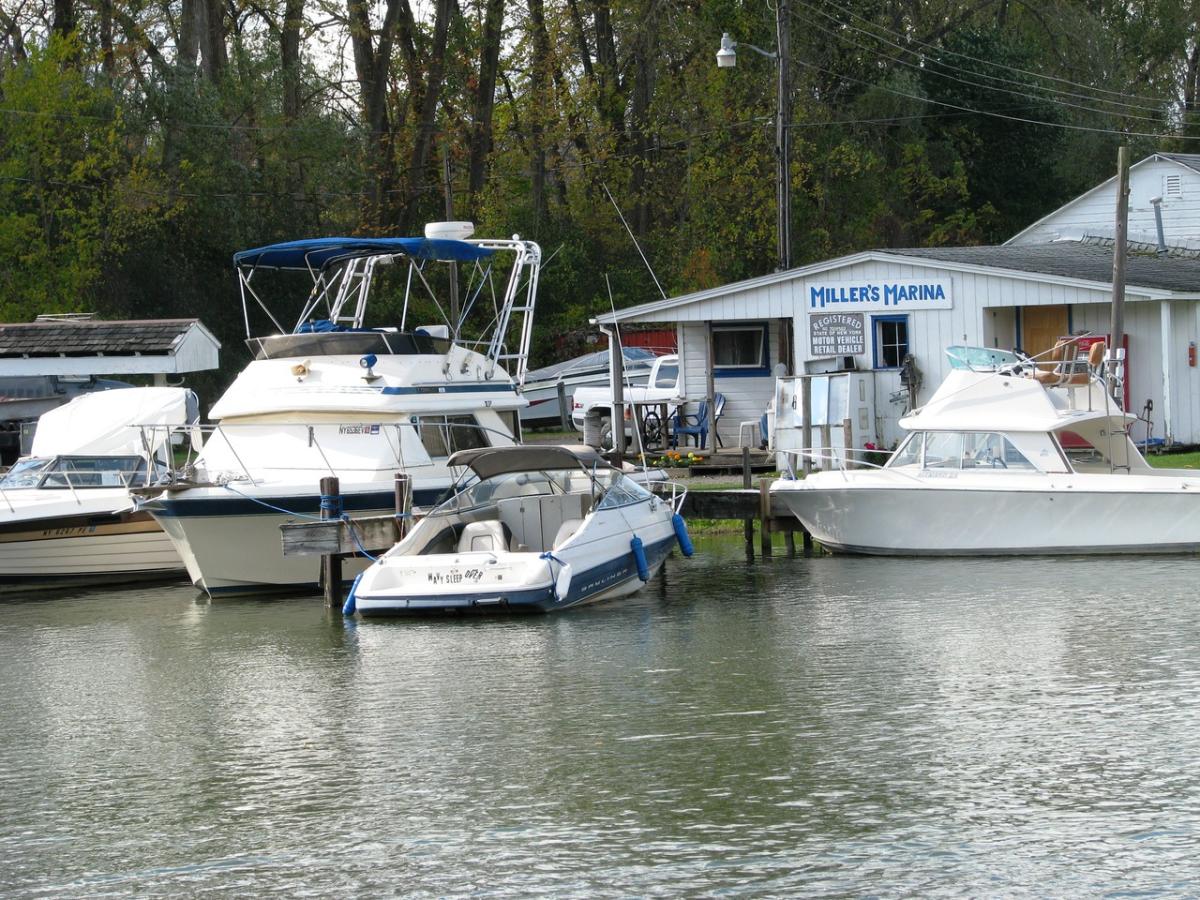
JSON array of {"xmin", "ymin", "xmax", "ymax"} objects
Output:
[{"xmin": 1, "ymin": 545, "xmax": 1198, "ymax": 895}]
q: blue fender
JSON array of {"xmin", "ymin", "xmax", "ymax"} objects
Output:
[
  {"xmin": 342, "ymin": 572, "xmax": 363, "ymax": 616},
  {"xmin": 672, "ymin": 513, "xmax": 695, "ymax": 557},
  {"xmin": 631, "ymin": 535, "xmax": 650, "ymax": 582}
]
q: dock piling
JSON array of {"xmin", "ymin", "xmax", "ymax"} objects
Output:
[
  {"xmin": 742, "ymin": 447, "xmax": 754, "ymax": 554},
  {"xmin": 758, "ymin": 478, "xmax": 773, "ymax": 557},
  {"xmin": 320, "ymin": 475, "xmax": 343, "ymax": 608}
]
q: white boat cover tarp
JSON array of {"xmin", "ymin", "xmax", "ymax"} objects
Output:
[{"xmin": 31, "ymin": 387, "xmax": 194, "ymax": 457}]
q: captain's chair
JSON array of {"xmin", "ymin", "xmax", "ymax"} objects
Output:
[{"xmin": 457, "ymin": 520, "xmax": 508, "ymax": 553}]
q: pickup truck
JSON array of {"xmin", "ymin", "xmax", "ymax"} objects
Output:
[{"xmin": 571, "ymin": 353, "xmax": 684, "ymax": 446}]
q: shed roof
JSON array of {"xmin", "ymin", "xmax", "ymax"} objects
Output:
[
  {"xmin": 0, "ymin": 318, "xmax": 221, "ymax": 376},
  {"xmin": 877, "ymin": 242, "xmax": 1200, "ymax": 294}
]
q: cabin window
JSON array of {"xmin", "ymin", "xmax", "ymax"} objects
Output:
[
  {"xmin": 923, "ymin": 432, "xmax": 963, "ymax": 469},
  {"xmin": 417, "ymin": 415, "xmax": 490, "ymax": 458},
  {"xmin": 897, "ymin": 431, "xmax": 1036, "ymax": 471},
  {"xmin": 872, "ymin": 315, "xmax": 908, "ymax": 369},
  {"xmin": 887, "ymin": 434, "xmax": 922, "ymax": 468},
  {"xmin": 712, "ymin": 324, "xmax": 767, "ymax": 369}
]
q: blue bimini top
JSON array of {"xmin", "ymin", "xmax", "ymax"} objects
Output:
[{"xmin": 233, "ymin": 237, "xmax": 494, "ymax": 270}]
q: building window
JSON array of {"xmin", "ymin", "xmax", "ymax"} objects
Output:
[
  {"xmin": 713, "ymin": 324, "xmax": 767, "ymax": 370},
  {"xmin": 1164, "ymin": 174, "xmax": 1183, "ymax": 198},
  {"xmin": 872, "ymin": 315, "xmax": 908, "ymax": 369}
]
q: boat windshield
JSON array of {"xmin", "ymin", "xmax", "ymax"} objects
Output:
[
  {"xmin": 8, "ymin": 456, "xmax": 150, "ymax": 489},
  {"xmin": 887, "ymin": 432, "xmax": 1037, "ymax": 471},
  {"xmin": 596, "ymin": 471, "xmax": 654, "ymax": 508},
  {"xmin": 431, "ymin": 467, "xmax": 611, "ymax": 517},
  {"xmin": 945, "ymin": 346, "xmax": 1022, "ymax": 371},
  {"xmin": 0, "ymin": 457, "xmax": 52, "ymax": 488}
]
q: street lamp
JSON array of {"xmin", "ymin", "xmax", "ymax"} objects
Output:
[{"xmin": 716, "ymin": 7, "xmax": 791, "ymax": 273}]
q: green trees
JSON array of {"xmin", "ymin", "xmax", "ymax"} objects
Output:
[{"xmin": 0, "ymin": 0, "xmax": 1192, "ymax": 373}]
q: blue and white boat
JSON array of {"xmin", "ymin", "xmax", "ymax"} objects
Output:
[
  {"xmin": 139, "ymin": 223, "xmax": 541, "ymax": 596},
  {"xmin": 348, "ymin": 445, "xmax": 691, "ymax": 615}
]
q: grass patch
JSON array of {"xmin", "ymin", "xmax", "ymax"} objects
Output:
[{"xmin": 1148, "ymin": 451, "xmax": 1200, "ymax": 469}]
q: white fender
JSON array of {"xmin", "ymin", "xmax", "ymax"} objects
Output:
[{"xmin": 555, "ymin": 563, "xmax": 573, "ymax": 602}]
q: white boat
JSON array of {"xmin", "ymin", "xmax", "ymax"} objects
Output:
[
  {"xmin": 139, "ymin": 226, "xmax": 540, "ymax": 596},
  {"xmin": 771, "ymin": 342, "xmax": 1200, "ymax": 555},
  {"xmin": 519, "ymin": 347, "xmax": 659, "ymax": 427},
  {"xmin": 0, "ymin": 387, "xmax": 196, "ymax": 588},
  {"xmin": 347, "ymin": 445, "xmax": 691, "ymax": 614}
]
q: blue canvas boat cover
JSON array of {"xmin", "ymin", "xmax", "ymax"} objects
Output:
[{"xmin": 233, "ymin": 237, "xmax": 494, "ymax": 270}]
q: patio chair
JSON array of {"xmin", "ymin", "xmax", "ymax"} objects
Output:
[{"xmin": 671, "ymin": 393, "xmax": 725, "ymax": 449}]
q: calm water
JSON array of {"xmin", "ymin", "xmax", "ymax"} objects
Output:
[{"xmin": 2, "ymin": 541, "xmax": 1199, "ymax": 897}]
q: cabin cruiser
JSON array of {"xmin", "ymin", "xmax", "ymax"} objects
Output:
[
  {"xmin": 771, "ymin": 342, "xmax": 1200, "ymax": 555},
  {"xmin": 0, "ymin": 387, "xmax": 196, "ymax": 588},
  {"xmin": 138, "ymin": 224, "xmax": 540, "ymax": 596},
  {"xmin": 346, "ymin": 445, "xmax": 691, "ymax": 615}
]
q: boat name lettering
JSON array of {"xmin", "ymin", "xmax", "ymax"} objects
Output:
[
  {"xmin": 427, "ymin": 568, "xmax": 485, "ymax": 585},
  {"xmin": 41, "ymin": 525, "xmax": 98, "ymax": 537},
  {"xmin": 338, "ymin": 424, "xmax": 381, "ymax": 435},
  {"xmin": 807, "ymin": 281, "xmax": 952, "ymax": 312}
]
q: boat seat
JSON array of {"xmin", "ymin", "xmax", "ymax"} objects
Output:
[
  {"xmin": 457, "ymin": 520, "xmax": 508, "ymax": 553},
  {"xmin": 552, "ymin": 519, "xmax": 584, "ymax": 549}
]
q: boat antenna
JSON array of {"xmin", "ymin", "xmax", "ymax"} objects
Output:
[
  {"xmin": 605, "ymin": 273, "xmax": 652, "ymax": 475},
  {"xmin": 602, "ymin": 182, "xmax": 668, "ymax": 301}
]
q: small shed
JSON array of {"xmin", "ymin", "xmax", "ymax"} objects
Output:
[{"xmin": 0, "ymin": 316, "xmax": 221, "ymax": 378}]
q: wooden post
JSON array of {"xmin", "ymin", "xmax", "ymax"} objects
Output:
[
  {"xmin": 843, "ymin": 416, "xmax": 854, "ymax": 469},
  {"xmin": 557, "ymin": 381, "xmax": 570, "ymax": 431},
  {"xmin": 320, "ymin": 475, "xmax": 343, "ymax": 608},
  {"xmin": 820, "ymin": 423, "xmax": 832, "ymax": 472},
  {"xmin": 800, "ymin": 376, "xmax": 812, "ymax": 475},
  {"xmin": 394, "ymin": 472, "xmax": 411, "ymax": 541},
  {"xmin": 742, "ymin": 447, "xmax": 754, "ymax": 552},
  {"xmin": 705, "ymin": 321, "xmax": 717, "ymax": 453},
  {"xmin": 784, "ymin": 529, "xmax": 796, "ymax": 555},
  {"xmin": 758, "ymin": 478, "xmax": 772, "ymax": 556},
  {"xmin": 610, "ymin": 329, "xmax": 625, "ymax": 467}
]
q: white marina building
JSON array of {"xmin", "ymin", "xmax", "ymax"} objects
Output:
[{"xmin": 595, "ymin": 153, "xmax": 1200, "ymax": 451}]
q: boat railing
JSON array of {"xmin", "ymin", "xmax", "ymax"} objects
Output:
[
  {"xmin": 780, "ymin": 446, "xmax": 934, "ymax": 484},
  {"xmin": 140, "ymin": 419, "xmax": 523, "ymax": 487},
  {"xmin": 651, "ymin": 479, "xmax": 689, "ymax": 514}
]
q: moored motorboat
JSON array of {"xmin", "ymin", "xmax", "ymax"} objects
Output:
[
  {"xmin": 771, "ymin": 342, "xmax": 1200, "ymax": 555},
  {"xmin": 347, "ymin": 445, "xmax": 691, "ymax": 614},
  {"xmin": 138, "ymin": 225, "xmax": 541, "ymax": 596},
  {"xmin": 0, "ymin": 387, "xmax": 196, "ymax": 589}
]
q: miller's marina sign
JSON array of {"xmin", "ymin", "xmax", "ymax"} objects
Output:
[{"xmin": 807, "ymin": 280, "xmax": 953, "ymax": 312}]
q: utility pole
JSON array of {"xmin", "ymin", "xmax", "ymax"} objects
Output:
[
  {"xmin": 1109, "ymin": 145, "xmax": 1129, "ymax": 403},
  {"xmin": 775, "ymin": 0, "xmax": 791, "ymax": 272}
]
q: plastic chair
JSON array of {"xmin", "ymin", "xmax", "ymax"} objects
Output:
[{"xmin": 671, "ymin": 393, "xmax": 725, "ymax": 449}]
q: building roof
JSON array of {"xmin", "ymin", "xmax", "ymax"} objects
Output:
[
  {"xmin": 0, "ymin": 318, "xmax": 204, "ymax": 357},
  {"xmin": 0, "ymin": 318, "xmax": 221, "ymax": 376},
  {"xmin": 1156, "ymin": 153, "xmax": 1200, "ymax": 175},
  {"xmin": 878, "ymin": 241, "xmax": 1200, "ymax": 294},
  {"xmin": 595, "ymin": 239, "xmax": 1200, "ymax": 326}
]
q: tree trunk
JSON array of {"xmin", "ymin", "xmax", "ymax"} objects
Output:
[
  {"xmin": 467, "ymin": 0, "xmax": 506, "ymax": 202},
  {"xmin": 348, "ymin": 0, "xmax": 405, "ymax": 227},
  {"xmin": 200, "ymin": 0, "xmax": 228, "ymax": 79},
  {"xmin": 281, "ymin": 0, "xmax": 305, "ymax": 121},
  {"xmin": 99, "ymin": 0, "xmax": 115, "ymax": 77},
  {"xmin": 52, "ymin": 0, "xmax": 75, "ymax": 41},
  {"xmin": 401, "ymin": 0, "xmax": 454, "ymax": 233},
  {"xmin": 528, "ymin": 0, "xmax": 551, "ymax": 227}
]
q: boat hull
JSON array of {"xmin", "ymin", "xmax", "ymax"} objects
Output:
[
  {"xmin": 0, "ymin": 509, "xmax": 183, "ymax": 590},
  {"xmin": 772, "ymin": 476, "xmax": 1200, "ymax": 556},
  {"xmin": 354, "ymin": 529, "xmax": 677, "ymax": 614}
]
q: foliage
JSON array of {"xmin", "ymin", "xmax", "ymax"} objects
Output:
[{"xmin": 0, "ymin": 0, "xmax": 1194, "ymax": 395}]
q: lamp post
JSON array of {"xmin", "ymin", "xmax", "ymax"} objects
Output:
[{"xmin": 717, "ymin": 0, "xmax": 791, "ymax": 272}]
